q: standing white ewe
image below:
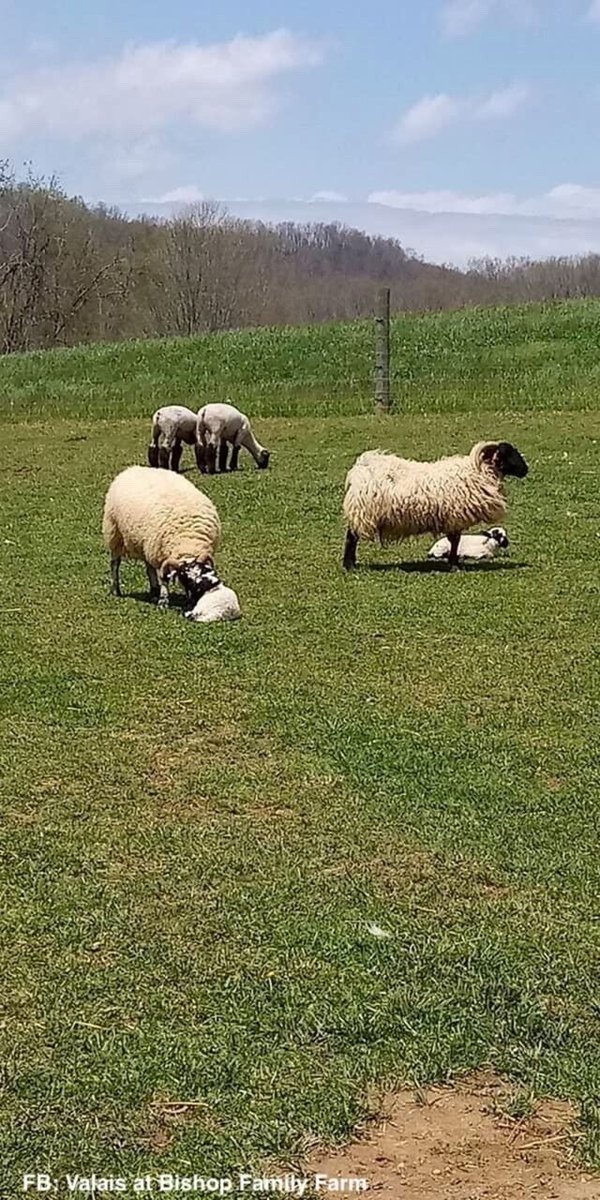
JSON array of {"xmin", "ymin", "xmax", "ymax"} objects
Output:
[
  {"xmin": 102, "ymin": 465, "xmax": 234, "ymax": 613},
  {"xmin": 196, "ymin": 403, "xmax": 270, "ymax": 474},
  {"xmin": 342, "ymin": 441, "xmax": 527, "ymax": 569},
  {"xmin": 148, "ymin": 405, "xmax": 203, "ymax": 473}
]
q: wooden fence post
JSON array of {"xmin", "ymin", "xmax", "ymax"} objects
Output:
[{"xmin": 374, "ymin": 287, "xmax": 391, "ymax": 411}]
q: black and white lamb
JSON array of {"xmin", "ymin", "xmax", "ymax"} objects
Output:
[{"xmin": 428, "ymin": 526, "xmax": 509, "ymax": 561}]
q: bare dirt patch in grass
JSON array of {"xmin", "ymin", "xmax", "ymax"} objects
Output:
[{"xmin": 307, "ymin": 1073, "xmax": 599, "ymax": 1198}]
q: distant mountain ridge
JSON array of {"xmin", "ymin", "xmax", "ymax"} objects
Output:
[{"xmin": 118, "ymin": 198, "xmax": 600, "ymax": 266}]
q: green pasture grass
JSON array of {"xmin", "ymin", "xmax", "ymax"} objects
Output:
[
  {"xmin": 1, "ymin": 403, "xmax": 599, "ymax": 1193},
  {"xmin": 2, "ymin": 298, "xmax": 600, "ymax": 421}
]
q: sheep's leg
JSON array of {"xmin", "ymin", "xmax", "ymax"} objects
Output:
[
  {"xmin": 110, "ymin": 556, "xmax": 122, "ymax": 597},
  {"xmin": 157, "ymin": 579, "xmax": 170, "ymax": 610},
  {"xmin": 447, "ymin": 533, "xmax": 461, "ymax": 569},
  {"xmin": 343, "ymin": 529, "xmax": 358, "ymax": 570},
  {"xmin": 218, "ymin": 439, "xmax": 229, "ymax": 473},
  {"xmin": 195, "ymin": 442, "xmax": 207, "ymax": 473},
  {"xmin": 170, "ymin": 440, "xmax": 183, "ymax": 473},
  {"xmin": 148, "ymin": 424, "xmax": 161, "ymax": 467},
  {"xmin": 158, "ymin": 444, "xmax": 170, "ymax": 470},
  {"xmin": 206, "ymin": 442, "xmax": 217, "ymax": 475},
  {"xmin": 146, "ymin": 563, "xmax": 160, "ymax": 599},
  {"xmin": 229, "ymin": 445, "xmax": 240, "ymax": 472}
]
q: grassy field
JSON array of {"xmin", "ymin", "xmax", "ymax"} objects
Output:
[
  {"xmin": 1, "ymin": 302, "xmax": 599, "ymax": 1194},
  {"xmin": 2, "ymin": 298, "xmax": 600, "ymax": 421}
]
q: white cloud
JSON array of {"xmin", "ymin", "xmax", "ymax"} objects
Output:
[
  {"xmin": 392, "ymin": 94, "xmax": 464, "ymax": 144},
  {"xmin": 391, "ymin": 83, "xmax": 531, "ymax": 144},
  {"xmin": 0, "ymin": 30, "xmax": 324, "ymax": 142},
  {"xmin": 441, "ymin": 0, "xmax": 537, "ymax": 37},
  {"xmin": 441, "ymin": 0, "xmax": 495, "ymax": 36},
  {"xmin": 153, "ymin": 185, "xmax": 205, "ymax": 204},
  {"xmin": 367, "ymin": 183, "xmax": 600, "ymax": 220},
  {"xmin": 368, "ymin": 189, "xmax": 519, "ymax": 215},
  {"xmin": 308, "ymin": 190, "xmax": 349, "ymax": 202},
  {"xmin": 475, "ymin": 83, "xmax": 531, "ymax": 119}
]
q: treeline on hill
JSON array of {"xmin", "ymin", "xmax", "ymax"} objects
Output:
[{"xmin": 3, "ymin": 163, "xmax": 600, "ymax": 354}]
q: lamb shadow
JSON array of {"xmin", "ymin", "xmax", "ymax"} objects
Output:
[{"xmin": 363, "ymin": 559, "xmax": 530, "ymax": 575}]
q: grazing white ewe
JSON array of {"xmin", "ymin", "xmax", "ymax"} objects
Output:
[
  {"xmin": 428, "ymin": 525, "xmax": 509, "ymax": 561},
  {"xmin": 196, "ymin": 402, "xmax": 270, "ymax": 474},
  {"xmin": 342, "ymin": 442, "xmax": 527, "ymax": 569},
  {"xmin": 102, "ymin": 465, "xmax": 224, "ymax": 612},
  {"xmin": 148, "ymin": 405, "xmax": 203, "ymax": 473}
]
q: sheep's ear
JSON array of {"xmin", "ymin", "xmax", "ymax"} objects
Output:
[
  {"xmin": 160, "ymin": 558, "xmax": 180, "ymax": 583},
  {"xmin": 479, "ymin": 442, "xmax": 500, "ymax": 465}
]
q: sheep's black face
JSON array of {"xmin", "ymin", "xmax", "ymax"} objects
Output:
[
  {"xmin": 257, "ymin": 450, "xmax": 270, "ymax": 470},
  {"xmin": 178, "ymin": 561, "xmax": 220, "ymax": 601},
  {"xmin": 496, "ymin": 443, "xmax": 528, "ymax": 478}
]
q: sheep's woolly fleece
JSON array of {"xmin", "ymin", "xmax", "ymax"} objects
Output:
[
  {"xmin": 151, "ymin": 405, "xmax": 198, "ymax": 444},
  {"xmin": 343, "ymin": 443, "xmax": 507, "ymax": 543},
  {"xmin": 197, "ymin": 402, "xmax": 269, "ymax": 464},
  {"xmin": 102, "ymin": 465, "xmax": 221, "ymax": 569}
]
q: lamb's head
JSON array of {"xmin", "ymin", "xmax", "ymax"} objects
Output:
[
  {"xmin": 257, "ymin": 449, "xmax": 270, "ymax": 470},
  {"xmin": 162, "ymin": 557, "xmax": 220, "ymax": 602},
  {"xmin": 487, "ymin": 526, "xmax": 509, "ymax": 549},
  {"xmin": 475, "ymin": 442, "xmax": 528, "ymax": 479}
]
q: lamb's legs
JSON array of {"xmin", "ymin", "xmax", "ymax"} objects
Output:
[
  {"xmin": 447, "ymin": 533, "xmax": 461, "ymax": 568},
  {"xmin": 218, "ymin": 440, "xmax": 229, "ymax": 473},
  {"xmin": 146, "ymin": 563, "xmax": 160, "ymax": 599},
  {"xmin": 157, "ymin": 579, "xmax": 170, "ymax": 609},
  {"xmin": 170, "ymin": 440, "xmax": 183, "ymax": 473},
  {"xmin": 343, "ymin": 529, "xmax": 358, "ymax": 570},
  {"xmin": 148, "ymin": 424, "xmax": 161, "ymax": 467},
  {"xmin": 158, "ymin": 444, "xmax": 170, "ymax": 470},
  {"xmin": 229, "ymin": 445, "xmax": 240, "ymax": 471},
  {"xmin": 110, "ymin": 556, "xmax": 122, "ymax": 596},
  {"xmin": 194, "ymin": 442, "xmax": 207, "ymax": 473},
  {"xmin": 206, "ymin": 443, "xmax": 217, "ymax": 475}
]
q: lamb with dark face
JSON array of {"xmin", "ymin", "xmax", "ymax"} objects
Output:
[{"xmin": 428, "ymin": 525, "xmax": 510, "ymax": 561}]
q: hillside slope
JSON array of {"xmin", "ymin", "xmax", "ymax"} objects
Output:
[{"xmin": 2, "ymin": 299, "xmax": 600, "ymax": 422}]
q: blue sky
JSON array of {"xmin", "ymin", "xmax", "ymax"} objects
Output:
[{"xmin": 3, "ymin": 0, "xmax": 600, "ymax": 259}]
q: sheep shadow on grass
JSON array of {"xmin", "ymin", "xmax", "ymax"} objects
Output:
[
  {"xmin": 126, "ymin": 591, "xmax": 189, "ymax": 609},
  {"xmin": 363, "ymin": 559, "xmax": 530, "ymax": 575}
]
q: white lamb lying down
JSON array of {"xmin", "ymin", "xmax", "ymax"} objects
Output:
[
  {"xmin": 185, "ymin": 582, "xmax": 241, "ymax": 623},
  {"xmin": 428, "ymin": 526, "xmax": 509, "ymax": 561}
]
